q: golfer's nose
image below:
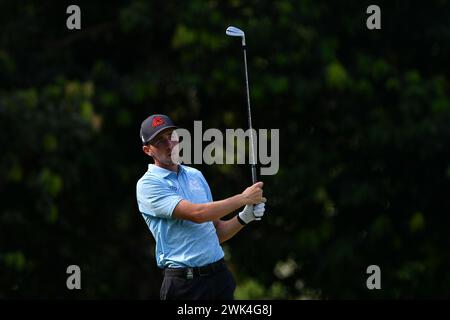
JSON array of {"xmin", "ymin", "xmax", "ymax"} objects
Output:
[{"xmin": 165, "ymin": 137, "xmax": 178, "ymax": 150}]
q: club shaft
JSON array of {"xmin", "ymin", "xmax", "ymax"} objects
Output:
[{"xmin": 242, "ymin": 46, "xmax": 257, "ymax": 184}]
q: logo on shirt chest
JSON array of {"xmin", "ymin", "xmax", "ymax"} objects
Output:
[
  {"xmin": 188, "ymin": 179, "xmax": 203, "ymax": 191},
  {"xmin": 188, "ymin": 179, "xmax": 208, "ymax": 201},
  {"xmin": 167, "ymin": 181, "xmax": 179, "ymax": 192}
]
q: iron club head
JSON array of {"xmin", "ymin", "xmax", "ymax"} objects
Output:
[{"xmin": 226, "ymin": 26, "xmax": 246, "ymax": 46}]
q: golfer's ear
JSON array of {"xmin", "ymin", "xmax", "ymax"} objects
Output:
[{"xmin": 142, "ymin": 145, "xmax": 151, "ymax": 155}]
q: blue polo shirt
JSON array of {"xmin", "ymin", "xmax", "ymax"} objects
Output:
[{"xmin": 136, "ymin": 164, "xmax": 224, "ymax": 269}]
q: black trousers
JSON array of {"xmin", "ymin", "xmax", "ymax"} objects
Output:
[{"xmin": 160, "ymin": 262, "xmax": 236, "ymax": 300}]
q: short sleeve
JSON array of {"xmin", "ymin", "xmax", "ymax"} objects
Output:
[{"xmin": 136, "ymin": 176, "xmax": 184, "ymax": 219}]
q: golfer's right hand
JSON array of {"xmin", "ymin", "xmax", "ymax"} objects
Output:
[{"xmin": 242, "ymin": 182, "xmax": 266, "ymax": 205}]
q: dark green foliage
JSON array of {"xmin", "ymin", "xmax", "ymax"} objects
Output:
[{"xmin": 1, "ymin": 0, "xmax": 450, "ymax": 298}]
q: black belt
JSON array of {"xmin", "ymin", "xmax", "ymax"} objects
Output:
[{"xmin": 163, "ymin": 258, "xmax": 226, "ymax": 279}]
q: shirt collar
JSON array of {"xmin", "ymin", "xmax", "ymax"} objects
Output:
[{"xmin": 148, "ymin": 164, "xmax": 184, "ymax": 177}]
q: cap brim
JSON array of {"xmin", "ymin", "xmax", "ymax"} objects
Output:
[{"xmin": 145, "ymin": 126, "xmax": 178, "ymax": 144}]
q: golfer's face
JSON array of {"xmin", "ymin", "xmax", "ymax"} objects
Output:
[{"xmin": 150, "ymin": 129, "xmax": 179, "ymax": 163}]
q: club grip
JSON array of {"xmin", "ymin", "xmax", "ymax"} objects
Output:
[{"xmin": 251, "ymin": 164, "xmax": 257, "ymax": 184}]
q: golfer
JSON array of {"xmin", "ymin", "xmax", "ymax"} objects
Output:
[{"xmin": 136, "ymin": 114, "xmax": 267, "ymax": 300}]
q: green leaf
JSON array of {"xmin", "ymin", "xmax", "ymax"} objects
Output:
[
  {"xmin": 46, "ymin": 205, "xmax": 59, "ymax": 224},
  {"xmin": 235, "ymin": 278, "xmax": 265, "ymax": 299},
  {"xmin": 8, "ymin": 163, "xmax": 23, "ymax": 182},
  {"xmin": 326, "ymin": 62, "xmax": 349, "ymax": 90},
  {"xmin": 40, "ymin": 168, "xmax": 63, "ymax": 197},
  {"xmin": 43, "ymin": 134, "xmax": 58, "ymax": 152},
  {"xmin": 80, "ymin": 101, "xmax": 94, "ymax": 121},
  {"xmin": 172, "ymin": 25, "xmax": 196, "ymax": 48},
  {"xmin": 410, "ymin": 212, "xmax": 425, "ymax": 233},
  {"xmin": 432, "ymin": 97, "xmax": 449, "ymax": 113},
  {"xmin": 3, "ymin": 252, "xmax": 26, "ymax": 271},
  {"xmin": 405, "ymin": 70, "xmax": 421, "ymax": 84}
]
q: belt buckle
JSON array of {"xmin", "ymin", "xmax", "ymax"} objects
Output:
[{"xmin": 198, "ymin": 267, "xmax": 210, "ymax": 277}]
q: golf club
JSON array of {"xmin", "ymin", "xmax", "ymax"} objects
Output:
[
  {"xmin": 226, "ymin": 26, "xmax": 261, "ymax": 220},
  {"xmin": 225, "ymin": 26, "xmax": 257, "ymax": 185}
]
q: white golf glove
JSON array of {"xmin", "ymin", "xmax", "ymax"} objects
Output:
[{"xmin": 237, "ymin": 203, "xmax": 266, "ymax": 225}]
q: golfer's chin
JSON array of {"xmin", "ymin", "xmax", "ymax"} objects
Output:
[{"xmin": 160, "ymin": 155, "xmax": 179, "ymax": 166}]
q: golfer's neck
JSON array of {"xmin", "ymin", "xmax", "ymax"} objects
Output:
[{"xmin": 155, "ymin": 161, "xmax": 178, "ymax": 173}]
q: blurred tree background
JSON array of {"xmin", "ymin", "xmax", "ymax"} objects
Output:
[{"xmin": 1, "ymin": 0, "xmax": 450, "ymax": 299}]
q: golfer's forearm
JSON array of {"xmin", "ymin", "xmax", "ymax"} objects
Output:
[
  {"xmin": 195, "ymin": 195, "xmax": 246, "ymax": 223},
  {"xmin": 215, "ymin": 217, "xmax": 244, "ymax": 243}
]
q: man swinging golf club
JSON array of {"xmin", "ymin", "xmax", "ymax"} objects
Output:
[
  {"xmin": 136, "ymin": 26, "xmax": 266, "ymax": 300},
  {"xmin": 136, "ymin": 114, "xmax": 266, "ymax": 300}
]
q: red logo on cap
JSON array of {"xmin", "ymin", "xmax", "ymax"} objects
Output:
[{"xmin": 152, "ymin": 116, "xmax": 165, "ymax": 128}]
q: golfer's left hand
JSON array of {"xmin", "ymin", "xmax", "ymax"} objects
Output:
[
  {"xmin": 253, "ymin": 203, "xmax": 265, "ymax": 221},
  {"xmin": 238, "ymin": 202, "xmax": 266, "ymax": 225}
]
